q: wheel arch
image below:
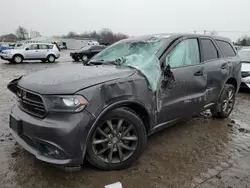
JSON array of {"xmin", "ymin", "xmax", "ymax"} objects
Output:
[
  {"xmin": 83, "ymin": 100, "xmax": 151, "ymax": 155},
  {"xmin": 226, "ymin": 77, "xmax": 237, "ymax": 90},
  {"xmin": 46, "ymin": 53, "xmax": 56, "ymax": 59},
  {"xmin": 90, "ymin": 100, "xmax": 151, "ymax": 134},
  {"xmin": 13, "ymin": 53, "xmax": 24, "ymax": 59}
]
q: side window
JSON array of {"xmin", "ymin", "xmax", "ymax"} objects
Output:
[
  {"xmin": 39, "ymin": 44, "xmax": 48, "ymax": 49},
  {"xmin": 29, "ymin": 44, "xmax": 38, "ymax": 50},
  {"xmin": 166, "ymin": 39, "xmax": 200, "ymax": 68},
  {"xmin": 200, "ymin": 39, "xmax": 218, "ymax": 61},
  {"xmin": 216, "ymin": 40, "xmax": 236, "ymax": 57},
  {"xmin": 48, "ymin": 45, "xmax": 53, "ymax": 49}
]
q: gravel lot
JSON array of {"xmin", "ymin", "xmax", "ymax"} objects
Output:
[{"xmin": 0, "ymin": 51, "xmax": 250, "ymax": 188}]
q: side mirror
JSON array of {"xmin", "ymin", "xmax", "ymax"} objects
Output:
[{"xmin": 25, "ymin": 48, "xmax": 29, "ymax": 51}]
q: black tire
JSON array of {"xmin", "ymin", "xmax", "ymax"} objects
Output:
[
  {"xmin": 81, "ymin": 55, "xmax": 88, "ymax": 63},
  {"xmin": 72, "ymin": 58, "xmax": 79, "ymax": 62},
  {"xmin": 86, "ymin": 108, "xmax": 147, "ymax": 170},
  {"xmin": 12, "ymin": 55, "xmax": 23, "ymax": 64},
  {"xmin": 47, "ymin": 55, "xmax": 55, "ymax": 63},
  {"xmin": 211, "ymin": 84, "xmax": 236, "ymax": 118}
]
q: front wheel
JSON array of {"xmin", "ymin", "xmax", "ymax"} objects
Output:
[
  {"xmin": 87, "ymin": 108, "xmax": 147, "ymax": 170},
  {"xmin": 211, "ymin": 84, "xmax": 236, "ymax": 118},
  {"xmin": 12, "ymin": 55, "xmax": 23, "ymax": 64}
]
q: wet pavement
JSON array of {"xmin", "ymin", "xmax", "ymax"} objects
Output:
[{"xmin": 0, "ymin": 52, "xmax": 250, "ymax": 188}]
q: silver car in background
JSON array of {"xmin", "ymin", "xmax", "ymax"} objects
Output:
[
  {"xmin": 0, "ymin": 43, "xmax": 60, "ymax": 63},
  {"xmin": 238, "ymin": 48, "xmax": 250, "ymax": 89}
]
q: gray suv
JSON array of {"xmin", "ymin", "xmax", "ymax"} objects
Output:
[
  {"xmin": 8, "ymin": 34, "xmax": 241, "ymax": 170},
  {"xmin": 0, "ymin": 43, "xmax": 60, "ymax": 63}
]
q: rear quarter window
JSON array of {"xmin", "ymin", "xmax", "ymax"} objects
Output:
[
  {"xmin": 48, "ymin": 45, "xmax": 53, "ymax": 49},
  {"xmin": 216, "ymin": 40, "xmax": 236, "ymax": 57}
]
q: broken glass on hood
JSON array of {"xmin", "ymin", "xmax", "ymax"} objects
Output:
[{"xmin": 90, "ymin": 38, "xmax": 165, "ymax": 91}]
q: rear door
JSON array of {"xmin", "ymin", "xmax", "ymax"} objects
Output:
[
  {"xmin": 157, "ymin": 37, "xmax": 207, "ymax": 124},
  {"xmin": 38, "ymin": 44, "xmax": 49, "ymax": 58},
  {"xmin": 199, "ymin": 38, "xmax": 229, "ymax": 105}
]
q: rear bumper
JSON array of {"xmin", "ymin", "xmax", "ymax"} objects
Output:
[
  {"xmin": 10, "ymin": 104, "xmax": 95, "ymax": 166},
  {"xmin": 241, "ymin": 76, "xmax": 250, "ymax": 88}
]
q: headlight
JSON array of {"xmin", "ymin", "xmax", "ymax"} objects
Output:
[
  {"xmin": 43, "ymin": 95, "xmax": 88, "ymax": 112},
  {"xmin": 3, "ymin": 51, "xmax": 11, "ymax": 54}
]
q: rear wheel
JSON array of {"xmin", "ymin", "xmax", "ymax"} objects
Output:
[
  {"xmin": 72, "ymin": 57, "xmax": 79, "ymax": 62},
  {"xmin": 47, "ymin": 55, "xmax": 55, "ymax": 63},
  {"xmin": 87, "ymin": 108, "xmax": 147, "ymax": 170},
  {"xmin": 82, "ymin": 55, "xmax": 88, "ymax": 63},
  {"xmin": 211, "ymin": 84, "xmax": 236, "ymax": 118},
  {"xmin": 12, "ymin": 55, "xmax": 23, "ymax": 64}
]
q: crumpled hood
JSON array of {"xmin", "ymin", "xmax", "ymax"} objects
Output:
[
  {"xmin": 241, "ymin": 63, "xmax": 250, "ymax": 72},
  {"xmin": 18, "ymin": 64, "xmax": 136, "ymax": 94}
]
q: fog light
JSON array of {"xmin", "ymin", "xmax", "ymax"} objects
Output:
[{"xmin": 39, "ymin": 143, "xmax": 65, "ymax": 159}]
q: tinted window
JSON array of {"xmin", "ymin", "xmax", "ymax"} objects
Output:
[
  {"xmin": 29, "ymin": 44, "xmax": 38, "ymax": 50},
  {"xmin": 166, "ymin": 39, "xmax": 200, "ymax": 68},
  {"xmin": 91, "ymin": 45, "xmax": 103, "ymax": 50},
  {"xmin": 39, "ymin": 44, "xmax": 48, "ymax": 49},
  {"xmin": 200, "ymin": 39, "xmax": 218, "ymax": 61},
  {"xmin": 216, "ymin": 40, "xmax": 236, "ymax": 57},
  {"xmin": 48, "ymin": 45, "xmax": 53, "ymax": 49}
]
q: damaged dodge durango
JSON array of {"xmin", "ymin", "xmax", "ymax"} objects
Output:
[{"xmin": 8, "ymin": 34, "xmax": 241, "ymax": 170}]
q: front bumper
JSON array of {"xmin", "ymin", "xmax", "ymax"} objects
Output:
[
  {"xmin": 241, "ymin": 76, "xmax": 250, "ymax": 88},
  {"xmin": 10, "ymin": 104, "xmax": 94, "ymax": 166},
  {"xmin": 0, "ymin": 53, "xmax": 13, "ymax": 60}
]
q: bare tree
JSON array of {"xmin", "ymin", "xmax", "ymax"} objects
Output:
[
  {"xmin": 67, "ymin": 31, "xmax": 79, "ymax": 38},
  {"xmin": 30, "ymin": 31, "xmax": 42, "ymax": 38},
  {"xmin": 235, "ymin": 35, "xmax": 250, "ymax": 46},
  {"xmin": 210, "ymin": 30, "xmax": 218, "ymax": 36},
  {"xmin": 16, "ymin": 26, "xmax": 28, "ymax": 40}
]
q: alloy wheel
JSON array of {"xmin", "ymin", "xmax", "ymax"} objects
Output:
[
  {"xmin": 222, "ymin": 89, "xmax": 235, "ymax": 113},
  {"xmin": 15, "ymin": 56, "xmax": 22, "ymax": 63},
  {"xmin": 91, "ymin": 119, "xmax": 138, "ymax": 164}
]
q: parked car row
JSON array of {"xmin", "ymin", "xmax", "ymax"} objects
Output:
[{"xmin": 8, "ymin": 33, "xmax": 241, "ymax": 170}]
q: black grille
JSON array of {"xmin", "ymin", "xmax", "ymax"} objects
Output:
[
  {"xmin": 241, "ymin": 71, "xmax": 250, "ymax": 78},
  {"xmin": 17, "ymin": 87, "xmax": 46, "ymax": 118}
]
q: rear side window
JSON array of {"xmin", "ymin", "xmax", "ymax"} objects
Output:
[
  {"xmin": 39, "ymin": 44, "xmax": 48, "ymax": 49},
  {"xmin": 48, "ymin": 45, "xmax": 53, "ymax": 49},
  {"xmin": 216, "ymin": 40, "xmax": 236, "ymax": 57},
  {"xmin": 200, "ymin": 39, "xmax": 219, "ymax": 61}
]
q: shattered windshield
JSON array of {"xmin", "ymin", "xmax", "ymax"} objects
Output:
[{"xmin": 91, "ymin": 38, "xmax": 165, "ymax": 91}]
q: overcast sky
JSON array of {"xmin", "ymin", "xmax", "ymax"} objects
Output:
[{"xmin": 1, "ymin": 0, "xmax": 250, "ymax": 41}]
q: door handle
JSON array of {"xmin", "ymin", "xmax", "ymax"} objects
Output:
[
  {"xmin": 194, "ymin": 68, "xmax": 204, "ymax": 76},
  {"xmin": 221, "ymin": 63, "xmax": 228, "ymax": 69}
]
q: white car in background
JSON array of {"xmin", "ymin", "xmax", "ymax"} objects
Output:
[
  {"xmin": 0, "ymin": 43, "xmax": 60, "ymax": 63},
  {"xmin": 238, "ymin": 48, "xmax": 250, "ymax": 89}
]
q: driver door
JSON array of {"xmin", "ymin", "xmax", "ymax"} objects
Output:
[
  {"xmin": 156, "ymin": 38, "xmax": 207, "ymax": 125},
  {"xmin": 24, "ymin": 44, "xmax": 39, "ymax": 59}
]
